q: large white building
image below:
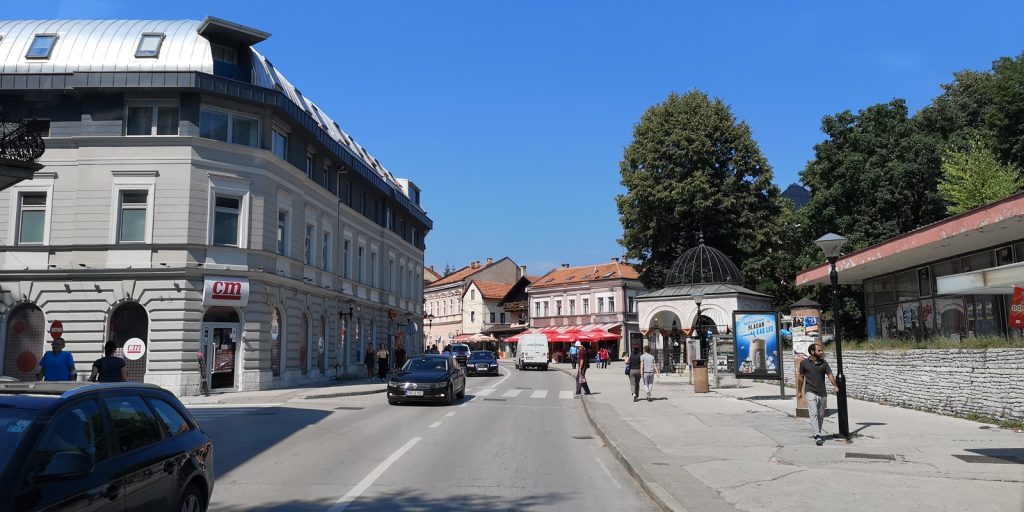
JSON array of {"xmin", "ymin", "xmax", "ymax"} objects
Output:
[{"xmin": 0, "ymin": 18, "xmax": 431, "ymax": 395}]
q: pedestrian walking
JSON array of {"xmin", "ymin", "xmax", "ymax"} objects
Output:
[
  {"xmin": 622, "ymin": 346, "xmax": 638, "ymax": 401},
  {"xmin": 394, "ymin": 343, "xmax": 407, "ymax": 370},
  {"xmin": 364, "ymin": 346, "xmax": 376, "ymax": 381},
  {"xmin": 376, "ymin": 343, "xmax": 390, "ymax": 381},
  {"xmin": 599, "ymin": 347, "xmax": 609, "ymax": 369},
  {"xmin": 569, "ymin": 342, "xmax": 579, "ymax": 369},
  {"xmin": 797, "ymin": 343, "xmax": 841, "ymax": 446},
  {"xmin": 640, "ymin": 345, "xmax": 659, "ymax": 401},
  {"xmin": 575, "ymin": 344, "xmax": 592, "ymax": 396},
  {"xmin": 36, "ymin": 338, "xmax": 77, "ymax": 381},
  {"xmin": 90, "ymin": 340, "xmax": 128, "ymax": 382}
]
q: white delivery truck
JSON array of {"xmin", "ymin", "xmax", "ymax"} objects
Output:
[{"xmin": 515, "ymin": 333, "xmax": 549, "ymax": 371}]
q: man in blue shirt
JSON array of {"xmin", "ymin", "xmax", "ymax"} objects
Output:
[
  {"xmin": 569, "ymin": 343, "xmax": 579, "ymax": 369},
  {"xmin": 36, "ymin": 338, "xmax": 77, "ymax": 381}
]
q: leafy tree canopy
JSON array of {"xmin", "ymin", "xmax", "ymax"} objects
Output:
[
  {"xmin": 938, "ymin": 137, "xmax": 1023, "ymax": 214},
  {"xmin": 616, "ymin": 90, "xmax": 781, "ymax": 294}
]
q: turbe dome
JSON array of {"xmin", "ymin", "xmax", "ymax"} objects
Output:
[{"xmin": 664, "ymin": 240, "xmax": 744, "ymax": 287}]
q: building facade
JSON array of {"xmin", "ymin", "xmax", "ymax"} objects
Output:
[
  {"xmin": 422, "ymin": 257, "xmax": 522, "ymax": 347},
  {"xmin": 0, "ymin": 18, "xmax": 430, "ymax": 395}
]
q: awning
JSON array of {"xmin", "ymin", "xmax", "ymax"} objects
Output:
[{"xmin": 454, "ymin": 333, "xmax": 498, "ymax": 343}]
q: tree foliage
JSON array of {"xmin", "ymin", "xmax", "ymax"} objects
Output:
[
  {"xmin": 616, "ymin": 90, "xmax": 782, "ymax": 296},
  {"xmin": 938, "ymin": 137, "xmax": 1023, "ymax": 214}
]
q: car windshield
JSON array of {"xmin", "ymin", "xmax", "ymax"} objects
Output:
[
  {"xmin": 0, "ymin": 407, "xmax": 39, "ymax": 471},
  {"xmin": 405, "ymin": 358, "xmax": 448, "ymax": 372},
  {"xmin": 469, "ymin": 352, "xmax": 494, "ymax": 361},
  {"xmin": 452, "ymin": 346, "xmax": 469, "ymax": 353}
]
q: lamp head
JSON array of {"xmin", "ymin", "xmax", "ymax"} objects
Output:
[
  {"xmin": 815, "ymin": 233, "xmax": 848, "ymax": 260},
  {"xmin": 692, "ymin": 291, "xmax": 704, "ymax": 306}
]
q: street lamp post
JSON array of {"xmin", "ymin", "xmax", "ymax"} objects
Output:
[
  {"xmin": 693, "ymin": 292, "xmax": 706, "ymax": 361},
  {"xmin": 669, "ymin": 321, "xmax": 681, "ymax": 373},
  {"xmin": 815, "ymin": 233, "xmax": 850, "ymax": 440}
]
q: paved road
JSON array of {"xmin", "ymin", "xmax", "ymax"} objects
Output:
[{"xmin": 192, "ymin": 364, "xmax": 657, "ymax": 511}]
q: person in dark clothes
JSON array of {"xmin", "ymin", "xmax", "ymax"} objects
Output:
[
  {"xmin": 627, "ymin": 344, "xmax": 642, "ymax": 401},
  {"xmin": 394, "ymin": 343, "xmax": 407, "ymax": 370},
  {"xmin": 364, "ymin": 346, "xmax": 376, "ymax": 381},
  {"xmin": 376, "ymin": 343, "xmax": 389, "ymax": 381},
  {"xmin": 90, "ymin": 341, "xmax": 128, "ymax": 382},
  {"xmin": 575, "ymin": 344, "xmax": 592, "ymax": 397},
  {"xmin": 797, "ymin": 343, "xmax": 841, "ymax": 446}
]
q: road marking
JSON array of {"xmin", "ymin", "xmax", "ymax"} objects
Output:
[
  {"xmin": 491, "ymin": 367, "xmax": 513, "ymax": 388},
  {"xmin": 445, "ymin": 412, "xmax": 455, "ymax": 417},
  {"xmin": 501, "ymin": 389, "xmax": 523, "ymax": 398},
  {"xmin": 596, "ymin": 457, "xmax": 622, "ymax": 489},
  {"xmin": 559, "ymin": 391, "xmax": 575, "ymax": 400},
  {"xmin": 475, "ymin": 388, "xmax": 495, "ymax": 397},
  {"xmin": 327, "ymin": 437, "xmax": 422, "ymax": 512},
  {"xmin": 531, "ymin": 390, "xmax": 548, "ymax": 399},
  {"xmin": 429, "ymin": 421, "xmax": 442, "ymax": 429}
]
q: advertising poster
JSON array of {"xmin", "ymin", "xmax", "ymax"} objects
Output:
[
  {"xmin": 802, "ymin": 316, "xmax": 819, "ymax": 336},
  {"xmin": 732, "ymin": 311, "xmax": 782, "ymax": 380},
  {"xmin": 1010, "ymin": 286, "xmax": 1024, "ymax": 328}
]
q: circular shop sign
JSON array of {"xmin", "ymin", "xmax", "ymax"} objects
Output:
[{"xmin": 123, "ymin": 338, "xmax": 147, "ymax": 360}]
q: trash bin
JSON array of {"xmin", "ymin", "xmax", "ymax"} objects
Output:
[{"xmin": 693, "ymin": 359, "xmax": 709, "ymax": 393}]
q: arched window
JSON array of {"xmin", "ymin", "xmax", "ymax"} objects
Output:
[
  {"xmin": 299, "ymin": 313, "xmax": 310, "ymax": 376},
  {"xmin": 109, "ymin": 302, "xmax": 149, "ymax": 382},
  {"xmin": 271, "ymin": 308, "xmax": 283, "ymax": 378}
]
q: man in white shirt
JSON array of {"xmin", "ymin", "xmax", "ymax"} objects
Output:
[{"xmin": 640, "ymin": 345, "xmax": 659, "ymax": 402}]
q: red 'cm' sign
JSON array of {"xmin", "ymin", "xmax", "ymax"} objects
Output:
[{"xmin": 49, "ymin": 320, "xmax": 64, "ymax": 340}]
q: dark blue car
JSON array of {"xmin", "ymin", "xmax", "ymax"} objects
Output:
[{"xmin": 0, "ymin": 381, "xmax": 214, "ymax": 512}]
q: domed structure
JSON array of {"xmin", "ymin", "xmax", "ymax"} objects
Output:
[{"xmin": 664, "ymin": 240, "xmax": 744, "ymax": 287}]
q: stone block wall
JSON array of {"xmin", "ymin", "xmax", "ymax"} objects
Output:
[{"xmin": 782, "ymin": 348, "xmax": 1024, "ymax": 422}]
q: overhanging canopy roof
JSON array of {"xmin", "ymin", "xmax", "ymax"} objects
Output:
[{"xmin": 797, "ymin": 192, "xmax": 1024, "ymax": 286}]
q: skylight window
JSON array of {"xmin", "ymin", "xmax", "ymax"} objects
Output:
[
  {"xmin": 135, "ymin": 33, "xmax": 165, "ymax": 58},
  {"xmin": 603, "ymin": 272, "xmax": 615, "ymax": 278},
  {"xmin": 26, "ymin": 34, "xmax": 57, "ymax": 59},
  {"xmin": 565, "ymin": 275, "xmax": 575, "ymax": 281}
]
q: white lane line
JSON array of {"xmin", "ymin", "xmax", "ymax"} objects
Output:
[
  {"xmin": 502, "ymin": 389, "xmax": 523, "ymax": 398},
  {"xmin": 327, "ymin": 437, "xmax": 422, "ymax": 512},
  {"xmin": 475, "ymin": 388, "xmax": 495, "ymax": 397},
  {"xmin": 596, "ymin": 457, "xmax": 623, "ymax": 489},
  {"xmin": 559, "ymin": 391, "xmax": 575, "ymax": 400},
  {"xmin": 531, "ymin": 390, "xmax": 548, "ymax": 399},
  {"xmin": 445, "ymin": 412, "xmax": 455, "ymax": 417},
  {"xmin": 490, "ymin": 367, "xmax": 513, "ymax": 388},
  {"xmin": 429, "ymin": 421, "xmax": 443, "ymax": 429}
]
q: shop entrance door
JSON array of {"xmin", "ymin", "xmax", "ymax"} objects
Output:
[{"xmin": 201, "ymin": 322, "xmax": 238, "ymax": 390}]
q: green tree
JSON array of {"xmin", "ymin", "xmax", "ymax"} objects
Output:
[
  {"xmin": 616, "ymin": 90, "xmax": 782, "ymax": 294},
  {"xmin": 938, "ymin": 138, "xmax": 1023, "ymax": 214},
  {"xmin": 442, "ymin": 263, "xmax": 456, "ymax": 277}
]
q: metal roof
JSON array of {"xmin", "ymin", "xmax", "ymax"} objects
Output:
[{"xmin": 0, "ymin": 18, "xmax": 412, "ymax": 199}]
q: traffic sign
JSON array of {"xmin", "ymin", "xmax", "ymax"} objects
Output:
[
  {"xmin": 48, "ymin": 320, "xmax": 64, "ymax": 340},
  {"xmin": 124, "ymin": 338, "xmax": 146, "ymax": 360}
]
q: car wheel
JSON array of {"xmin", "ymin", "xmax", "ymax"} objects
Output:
[
  {"xmin": 178, "ymin": 484, "xmax": 205, "ymax": 512},
  {"xmin": 542, "ymin": 364, "xmax": 548, "ymax": 371},
  {"xmin": 388, "ymin": 398, "xmax": 398, "ymax": 405},
  {"xmin": 445, "ymin": 383, "xmax": 454, "ymax": 406},
  {"xmin": 457, "ymin": 384, "xmax": 465, "ymax": 400}
]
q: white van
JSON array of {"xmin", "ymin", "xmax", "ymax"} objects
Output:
[{"xmin": 515, "ymin": 334, "xmax": 549, "ymax": 371}]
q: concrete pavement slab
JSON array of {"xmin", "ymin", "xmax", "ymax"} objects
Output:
[{"xmin": 550, "ymin": 362, "xmax": 1023, "ymax": 512}]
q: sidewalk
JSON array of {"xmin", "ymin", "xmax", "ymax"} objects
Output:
[
  {"xmin": 554, "ymin": 362, "xmax": 1024, "ymax": 512},
  {"xmin": 177, "ymin": 375, "xmax": 387, "ymax": 406}
]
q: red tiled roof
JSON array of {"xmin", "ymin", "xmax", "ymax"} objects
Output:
[
  {"xmin": 530, "ymin": 261, "xmax": 640, "ymax": 288},
  {"xmin": 473, "ymin": 281, "xmax": 514, "ymax": 300},
  {"xmin": 424, "ymin": 266, "xmax": 442, "ymax": 280},
  {"xmin": 428, "ymin": 261, "xmax": 491, "ymax": 288}
]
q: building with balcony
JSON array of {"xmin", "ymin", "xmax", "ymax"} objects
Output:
[{"xmin": 0, "ymin": 18, "xmax": 431, "ymax": 394}]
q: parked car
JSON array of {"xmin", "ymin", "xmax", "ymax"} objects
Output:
[
  {"xmin": 0, "ymin": 381, "xmax": 214, "ymax": 512},
  {"xmin": 387, "ymin": 355, "xmax": 466, "ymax": 406},
  {"xmin": 450, "ymin": 344, "xmax": 471, "ymax": 367},
  {"xmin": 466, "ymin": 351, "xmax": 500, "ymax": 376}
]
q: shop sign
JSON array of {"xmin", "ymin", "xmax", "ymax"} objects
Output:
[
  {"xmin": 203, "ymin": 276, "xmax": 249, "ymax": 307},
  {"xmin": 1010, "ymin": 286, "xmax": 1024, "ymax": 328},
  {"xmin": 124, "ymin": 338, "xmax": 146, "ymax": 360}
]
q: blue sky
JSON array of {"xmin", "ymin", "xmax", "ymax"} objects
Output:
[{"xmin": 7, "ymin": 1, "xmax": 1024, "ymax": 276}]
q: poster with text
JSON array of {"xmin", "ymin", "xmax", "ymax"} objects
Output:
[
  {"xmin": 733, "ymin": 311, "xmax": 782, "ymax": 379},
  {"xmin": 1010, "ymin": 286, "xmax": 1024, "ymax": 328}
]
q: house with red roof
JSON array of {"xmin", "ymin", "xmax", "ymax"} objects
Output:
[{"xmin": 423, "ymin": 257, "xmax": 525, "ymax": 347}]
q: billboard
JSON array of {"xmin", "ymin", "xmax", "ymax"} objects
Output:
[
  {"xmin": 1010, "ymin": 286, "xmax": 1024, "ymax": 328},
  {"xmin": 732, "ymin": 311, "xmax": 782, "ymax": 380}
]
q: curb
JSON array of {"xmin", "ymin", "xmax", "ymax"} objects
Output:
[
  {"xmin": 301, "ymin": 388, "xmax": 387, "ymax": 399},
  {"xmin": 554, "ymin": 365, "xmax": 687, "ymax": 512}
]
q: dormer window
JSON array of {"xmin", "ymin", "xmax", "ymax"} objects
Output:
[
  {"xmin": 26, "ymin": 34, "xmax": 57, "ymax": 59},
  {"xmin": 135, "ymin": 34, "xmax": 165, "ymax": 58},
  {"xmin": 211, "ymin": 44, "xmax": 237, "ymax": 65}
]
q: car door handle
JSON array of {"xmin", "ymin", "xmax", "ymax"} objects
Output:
[{"xmin": 103, "ymin": 484, "xmax": 121, "ymax": 501}]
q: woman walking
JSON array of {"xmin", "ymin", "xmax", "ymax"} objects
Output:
[
  {"xmin": 628, "ymin": 344, "xmax": 642, "ymax": 402},
  {"xmin": 376, "ymin": 343, "xmax": 389, "ymax": 381},
  {"xmin": 90, "ymin": 341, "xmax": 128, "ymax": 382},
  {"xmin": 364, "ymin": 346, "xmax": 376, "ymax": 382}
]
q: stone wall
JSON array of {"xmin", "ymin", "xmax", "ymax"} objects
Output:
[{"xmin": 782, "ymin": 348, "xmax": 1024, "ymax": 422}]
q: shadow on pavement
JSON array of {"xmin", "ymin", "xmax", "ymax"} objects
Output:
[
  {"xmin": 851, "ymin": 422, "xmax": 887, "ymax": 435},
  {"xmin": 211, "ymin": 489, "xmax": 571, "ymax": 512},
  {"xmin": 197, "ymin": 406, "xmax": 332, "ymax": 477},
  {"xmin": 746, "ymin": 395, "xmax": 791, "ymax": 401},
  {"xmin": 966, "ymin": 448, "xmax": 1024, "ymax": 463}
]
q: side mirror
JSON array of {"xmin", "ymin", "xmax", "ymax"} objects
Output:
[{"xmin": 36, "ymin": 452, "xmax": 94, "ymax": 482}]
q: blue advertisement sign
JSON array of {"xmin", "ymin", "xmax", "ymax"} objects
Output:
[{"xmin": 732, "ymin": 311, "xmax": 782, "ymax": 380}]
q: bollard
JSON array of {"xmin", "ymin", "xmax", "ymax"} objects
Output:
[{"xmin": 693, "ymin": 359, "xmax": 709, "ymax": 393}]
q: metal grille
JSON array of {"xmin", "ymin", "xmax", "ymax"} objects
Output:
[{"xmin": 845, "ymin": 452, "xmax": 895, "ymax": 461}]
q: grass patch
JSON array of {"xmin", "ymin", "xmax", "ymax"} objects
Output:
[{"xmin": 961, "ymin": 412, "xmax": 1024, "ymax": 431}]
